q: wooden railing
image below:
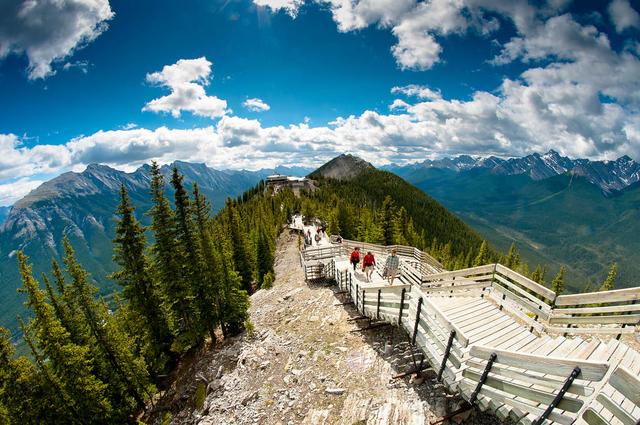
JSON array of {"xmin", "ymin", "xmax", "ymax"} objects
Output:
[
  {"xmin": 549, "ymin": 287, "xmax": 640, "ymax": 336},
  {"xmin": 324, "ymin": 264, "xmax": 640, "ymax": 424},
  {"xmin": 420, "ymin": 264, "xmax": 640, "ymax": 336},
  {"xmin": 458, "ymin": 345, "xmax": 610, "ymax": 425}
]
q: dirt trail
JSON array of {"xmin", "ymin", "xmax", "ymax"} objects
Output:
[{"xmin": 159, "ymin": 230, "xmax": 502, "ymax": 425}]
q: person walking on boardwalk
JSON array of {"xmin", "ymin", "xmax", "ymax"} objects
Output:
[
  {"xmin": 362, "ymin": 251, "xmax": 376, "ymax": 282},
  {"xmin": 384, "ymin": 248, "xmax": 400, "ymax": 285},
  {"xmin": 349, "ymin": 247, "xmax": 361, "ymax": 271}
]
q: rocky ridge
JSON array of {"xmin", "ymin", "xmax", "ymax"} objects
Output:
[{"xmin": 146, "ymin": 231, "xmax": 503, "ymax": 425}]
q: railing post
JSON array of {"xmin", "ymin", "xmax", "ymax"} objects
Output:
[
  {"xmin": 398, "ymin": 288, "xmax": 406, "ymax": 326},
  {"xmin": 412, "ymin": 297, "xmax": 423, "ymax": 345},
  {"xmin": 532, "ymin": 366, "xmax": 581, "ymax": 425},
  {"xmin": 355, "ymin": 283, "xmax": 359, "ymax": 311},
  {"xmin": 469, "ymin": 352, "xmax": 497, "ymax": 405},
  {"xmin": 437, "ymin": 330, "xmax": 456, "ymax": 382},
  {"xmin": 361, "ymin": 289, "xmax": 366, "ymax": 315},
  {"xmin": 377, "ymin": 289, "xmax": 381, "ymax": 320}
]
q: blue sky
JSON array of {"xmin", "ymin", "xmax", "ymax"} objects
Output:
[{"xmin": 0, "ymin": 0, "xmax": 639, "ymax": 204}]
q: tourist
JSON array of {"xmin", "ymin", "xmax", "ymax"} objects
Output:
[
  {"xmin": 362, "ymin": 251, "xmax": 376, "ymax": 282},
  {"xmin": 384, "ymin": 248, "xmax": 400, "ymax": 285},
  {"xmin": 349, "ymin": 247, "xmax": 361, "ymax": 271}
]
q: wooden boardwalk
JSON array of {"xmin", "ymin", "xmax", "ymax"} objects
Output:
[{"xmin": 298, "ymin": 237, "xmax": 640, "ymax": 425}]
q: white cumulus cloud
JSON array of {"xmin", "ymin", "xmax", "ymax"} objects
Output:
[
  {"xmin": 254, "ymin": 0, "xmax": 304, "ymax": 18},
  {"xmin": 0, "ymin": 0, "xmax": 114, "ymax": 79},
  {"xmin": 142, "ymin": 57, "xmax": 229, "ymax": 119},
  {"xmin": 243, "ymin": 98, "xmax": 271, "ymax": 112}
]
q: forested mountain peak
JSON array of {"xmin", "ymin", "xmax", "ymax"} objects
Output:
[{"xmin": 310, "ymin": 154, "xmax": 374, "ymax": 180}]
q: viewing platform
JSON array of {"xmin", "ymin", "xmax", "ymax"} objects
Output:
[{"xmin": 291, "ymin": 218, "xmax": 640, "ymax": 425}]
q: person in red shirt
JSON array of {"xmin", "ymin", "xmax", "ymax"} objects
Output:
[
  {"xmin": 349, "ymin": 247, "xmax": 360, "ymax": 271},
  {"xmin": 362, "ymin": 251, "xmax": 376, "ymax": 282}
]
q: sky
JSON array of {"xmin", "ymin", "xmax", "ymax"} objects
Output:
[{"xmin": 0, "ymin": 0, "xmax": 639, "ymax": 205}]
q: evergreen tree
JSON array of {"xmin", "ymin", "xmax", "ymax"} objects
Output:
[
  {"xmin": 551, "ymin": 266, "xmax": 566, "ymax": 296},
  {"xmin": 148, "ymin": 162, "xmax": 197, "ymax": 353},
  {"xmin": 191, "ymin": 183, "xmax": 223, "ymax": 344},
  {"xmin": 504, "ymin": 243, "xmax": 521, "ymax": 269},
  {"xmin": 62, "ymin": 239, "xmax": 151, "ymax": 412},
  {"xmin": 392, "ymin": 207, "xmax": 409, "ymax": 245},
  {"xmin": 327, "ymin": 208, "xmax": 341, "ymax": 236},
  {"xmin": 224, "ymin": 199, "xmax": 254, "ymax": 293},
  {"xmin": 112, "ymin": 184, "xmax": 173, "ymax": 374},
  {"xmin": 17, "ymin": 251, "xmax": 112, "ymax": 422},
  {"xmin": 473, "ymin": 240, "xmax": 489, "ymax": 266},
  {"xmin": 600, "ymin": 263, "xmax": 617, "ymax": 292},
  {"xmin": 213, "ymin": 222, "xmax": 250, "ymax": 337},
  {"xmin": 531, "ymin": 265, "xmax": 546, "ymax": 285},
  {"xmin": 377, "ymin": 196, "xmax": 396, "ymax": 245}
]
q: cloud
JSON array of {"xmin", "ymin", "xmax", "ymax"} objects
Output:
[
  {"xmin": 608, "ymin": 0, "xmax": 640, "ymax": 33},
  {"xmin": 254, "ymin": 0, "xmax": 304, "ymax": 18},
  {"xmin": 243, "ymin": 98, "xmax": 271, "ymax": 112},
  {"xmin": 0, "ymin": 0, "xmax": 113, "ymax": 79},
  {"xmin": 0, "ymin": 178, "xmax": 44, "ymax": 206},
  {"xmin": 63, "ymin": 60, "xmax": 91, "ymax": 74},
  {"xmin": 142, "ymin": 57, "xmax": 229, "ymax": 119},
  {"xmin": 391, "ymin": 84, "xmax": 442, "ymax": 100}
]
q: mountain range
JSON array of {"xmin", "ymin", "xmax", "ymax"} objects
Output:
[
  {"xmin": 0, "ymin": 162, "xmax": 312, "ymax": 336},
  {"xmin": 385, "ymin": 151, "xmax": 640, "ymax": 292},
  {"xmin": 385, "ymin": 150, "xmax": 640, "ymax": 194}
]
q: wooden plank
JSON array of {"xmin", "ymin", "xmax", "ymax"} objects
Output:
[
  {"xmin": 495, "ymin": 263, "xmax": 556, "ymax": 301},
  {"xmin": 555, "ymin": 286, "xmax": 640, "ymax": 306},
  {"xmin": 494, "ymin": 274, "xmax": 552, "ymax": 311},
  {"xmin": 581, "ymin": 408, "xmax": 608, "ymax": 425},
  {"xmin": 422, "ymin": 264, "xmax": 496, "ymax": 282},
  {"xmin": 609, "ymin": 366, "xmax": 640, "ymax": 406},
  {"xmin": 549, "ymin": 314, "xmax": 640, "ymax": 325},
  {"xmin": 465, "ymin": 359, "xmax": 592, "ymax": 397},
  {"xmin": 418, "ymin": 291, "xmax": 469, "ymax": 347},
  {"xmin": 464, "ymin": 314, "xmax": 512, "ymax": 338},
  {"xmin": 474, "ymin": 322, "xmax": 521, "ymax": 346},
  {"xmin": 553, "ymin": 303, "xmax": 640, "ymax": 315},
  {"xmin": 595, "ymin": 394, "xmax": 637, "ymax": 425},
  {"xmin": 462, "ymin": 369, "xmax": 584, "ymax": 413},
  {"xmin": 469, "ymin": 345, "xmax": 609, "ymax": 381},
  {"xmin": 546, "ymin": 326, "xmax": 637, "ymax": 335},
  {"xmin": 488, "ymin": 284, "xmax": 551, "ymax": 320},
  {"xmin": 457, "ymin": 381, "xmax": 575, "ymax": 425}
]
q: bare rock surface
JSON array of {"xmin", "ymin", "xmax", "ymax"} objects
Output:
[{"xmin": 148, "ymin": 231, "xmax": 505, "ymax": 425}]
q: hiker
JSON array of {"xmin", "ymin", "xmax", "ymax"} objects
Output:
[
  {"xmin": 314, "ymin": 233, "xmax": 321, "ymax": 245},
  {"xmin": 362, "ymin": 251, "xmax": 376, "ymax": 282},
  {"xmin": 384, "ymin": 248, "xmax": 400, "ymax": 285},
  {"xmin": 349, "ymin": 247, "xmax": 361, "ymax": 271}
]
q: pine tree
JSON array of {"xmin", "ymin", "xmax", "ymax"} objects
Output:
[
  {"xmin": 377, "ymin": 196, "xmax": 395, "ymax": 245},
  {"xmin": 191, "ymin": 183, "xmax": 223, "ymax": 344},
  {"xmin": 392, "ymin": 207, "xmax": 409, "ymax": 245},
  {"xmin": 473, "ymin": 240, "xmax": 489, "ymax": 266},
  {"xmin": 530, "ymin": 265, "xmax": 546, "ymax": 285},
  {"xmin": 504, "ymin": 243, "xmax": 521, "ymax": 269},
  {"xmin": 112, "ymin": 184, "xmax": 173, "ymax": 374},
  {"xmin": 327, "ymin": 208, "xmax": 341, "ymax": 236},
  {"xmin": 62, "ymin": 239, "xmax": 151, "ymax": 412},
  {"xmin": 213, "ymin": 222, "xmax": 250, "ymax": 337},
  {"xmin": 224, "ymin": 199, "xmax": 254, "ymax": 293},
  {"xmin": 16, "ymin": 251, "xmax": 112, "ymax": 422},
  {"xmin": 551, "ymin": 266, "xmax": 566, "ymax": 296},
  {"xmin": 148, "ymin": 162, "xmax": 197, "ymax": 353},
  {"xmin": 600, "ymin": 263, "xmax": 617, "ymax": 292}
]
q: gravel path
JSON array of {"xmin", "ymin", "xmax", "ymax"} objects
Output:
[{"xmin": 155, "ymin": 230, "xmax": 506, "ymax": 425}]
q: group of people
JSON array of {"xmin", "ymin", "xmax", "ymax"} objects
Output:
[
  {"xmin": 304, "ymin": 227, "xmax": 324, "ymax": 246},
  {"xmin": 349, "ymin": 247, "xmax": 400, "ymax": 285}
]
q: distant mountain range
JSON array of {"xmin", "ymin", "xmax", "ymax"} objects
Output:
[
  {"xmin": 385, "ymin": 150, "xmax": 640, "ymax": 194},
  {"xmin": 385, "ymin": 151, "xmax": 640, "ymax": 292},
  {"xmin": 0, "ymin": 162, "xmax": 312, "ymax": 336}
]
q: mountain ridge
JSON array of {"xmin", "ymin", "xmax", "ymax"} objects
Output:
[
  {"xmin": 0, "ymin": 161, "xmax": 312, "ymax": 336},
  {"xmin": 384, "ymin": 150, "xmax": 640, "ymax": 194}
]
